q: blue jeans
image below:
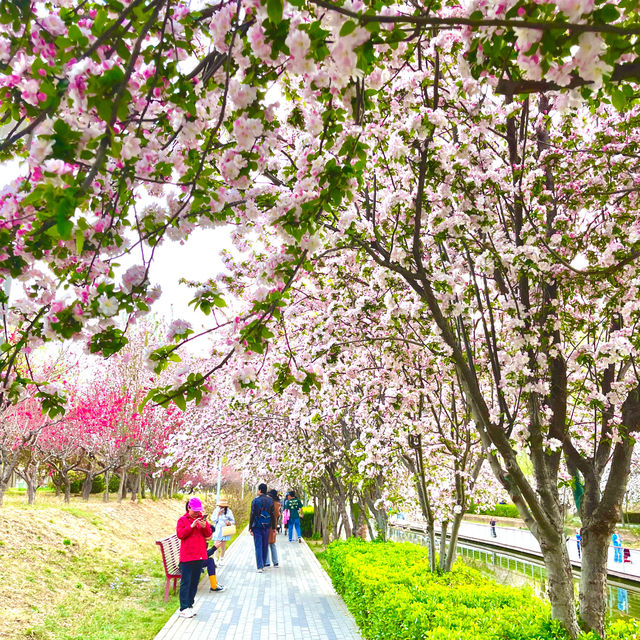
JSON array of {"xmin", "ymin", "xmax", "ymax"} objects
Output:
[
  {"xmin": 265, "ymin": 541, "xmax": 278, "ymax": 566},
  {"xmin": 289, "ymin": 516, "xmax": 301, "ymax": 541},
  {"xmin": 614, "ymin": 545, "xmax": 623, "ymax": 562},
  {"xmin": 179, "ymin": 560, "xmax": 203, "ymax": 610},
  {"xmin": 253, "ymin": 526, "xmax": 270, "ymax": 569}
]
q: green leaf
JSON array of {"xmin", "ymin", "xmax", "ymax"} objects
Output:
[
  {"xmin": 173, "ymin": 393, "xmax": 187, "ymax": 411},
  {"xmin": 267, "ymin": 0, "xmax": 283, "ymax": 24},
  {"xmin": 611, "ymin": 89, "xmax": 627, "ymax": 111},
  {"xmin": 593, "ymin": 4, "xmax": 620, "ymax": 24},
  {"xmin": 56, "ymin": 214, "xmax": 72, "ymax": 240},
  {"xmin": 340, "ymin": 20, "xmax": 357, "ymax": 37},
  {"xmin": 75, "ymin": 229, "xmax": 85, "ymax": 254}
]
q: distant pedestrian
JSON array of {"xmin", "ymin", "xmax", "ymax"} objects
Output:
[
  {"xmin": 265, "ymin": 489, "xmax": 281, "ymax": 567},
  {"xmin": 249, "ymin": 483, "xmax": 275, "ymax": 572},
  {"xmin": 623, "ymin": 547, "xmax": 632, "ymax": 563},
  {"xmin": 612, "ymin": 531, "xmax": 623, "ymax": 563},
  {"xmin": 489, "ymin": 518, "xmax": 497, "ymax": 538},
  {"xmin": 576, "ymin": 530, "xmax": 582, "ymax": 559},
  {"xmin": 284, "ymin": 490, "xmax": 303, "ymax": 543},
  {"xmin": 211, "ymin": 498, "xmax": 235, "ymax": 566},
  {"xmin": 282, "ymin": 491, "xmax": 291, "ymax": 533},
  {"xmin": 176, "ymin": 497, "xmax": 212, "ymax": 618}
]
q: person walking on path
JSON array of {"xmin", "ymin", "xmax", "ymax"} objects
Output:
[
  {"xmin": 282, "ymin": 491, "xmax": 290, "ymax": 535},
  {"xmin": 176, "ymin": 497, "xmax": 212, "ymax": 618},
  {"xmin": 249, "ymin": 483, "xmax": 275, "ymax": 572},
  {"xmin": 211, "ymin": 497, "xmax": 235, "ymax": 566},
  {"xmin": 284, "ymin": 490, "xmax": 303, "ymax": 543},
  {"xmin": 576, "ymin": 530, "xmax": 582, "ymax": 559},
  {"xmin": 489, "ymin": 518, "xmax": 497, "ymax": 539},
  {"xmin": 612, "ymin": 531, "xmax": 623, "ymax": 563},
  {"xmin": 265, "ymin": 489, "xmax": 281, "ymax": 567}
]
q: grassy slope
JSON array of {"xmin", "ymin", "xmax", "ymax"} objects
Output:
[{"xmin": 0, "ymin": 493, "xmax": 204, "ymax": 640}]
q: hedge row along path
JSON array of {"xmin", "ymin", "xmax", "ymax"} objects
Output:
[{"xmin": 154, "ymin": 528, "xmax": 362, "ymax": 640}]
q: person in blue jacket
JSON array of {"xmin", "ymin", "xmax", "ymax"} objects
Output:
[{"xmin": 612, "ymin": 530, "xmax": 623, "ymax": 563}]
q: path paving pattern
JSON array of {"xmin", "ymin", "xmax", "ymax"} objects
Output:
[{"xmin": 154, "ymin": 529, "xmax": 362, "ymax": 640}]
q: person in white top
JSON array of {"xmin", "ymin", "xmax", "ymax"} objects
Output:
[{"xmin": 211, "ymin": 498, "xmax": 235, "ymax": 565}]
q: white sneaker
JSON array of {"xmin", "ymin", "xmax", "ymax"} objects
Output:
[
  {"xmin": 217, "ymin": 559, "xmax": 224, "ymax": 566},
  {"xmin": 180, "ymin": 608, "xmax": 195, "ymax": 618},
  {"xmin": 257, "ymin": 568, "xmax": 263, "ymax": 573}
]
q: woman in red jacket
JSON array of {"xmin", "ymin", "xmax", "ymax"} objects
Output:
[{"xmin": 176, "ymin": 497, "xmax": 212, "ymax": 618}]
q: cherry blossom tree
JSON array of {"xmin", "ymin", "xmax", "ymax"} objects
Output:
[{"xmin": 2, "ymin": 2, "xmax": 640, "ymax": 637}]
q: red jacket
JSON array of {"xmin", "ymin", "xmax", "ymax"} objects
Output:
[{"xmin": 176, "ymin": 513, "xmax": 212, "ymax": 562}]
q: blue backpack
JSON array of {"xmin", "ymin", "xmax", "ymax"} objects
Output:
[{"xmin": 255, "ymin": 497, "xmax": 271, "ymax": 528}]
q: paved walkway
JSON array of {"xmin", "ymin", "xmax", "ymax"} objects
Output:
[
  {"xmin": 392, "ymin": 518, "xmax": 640, "ymax": 582},
  {"xmin": 154, "ymin": 529, "xmax": 362, "ymax": 640}
]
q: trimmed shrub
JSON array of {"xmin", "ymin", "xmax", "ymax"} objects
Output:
[
  {"xmin": 487, "ymin": 503, "xmax": 520, "ymax": 518},
  {"xmin": 622, "ymin": 512, "xmax": 640, "ymax": 524},
  {"xmin": 468, "ymin": 502, "xmax": 520, "ymax": 518},
  {"xmin": 301, "ymin": 506, "xmax": 314, "ymax": 537},
  {"xmin": 323, "ymin": 538, "xmax": 638, "ymax": 640}
]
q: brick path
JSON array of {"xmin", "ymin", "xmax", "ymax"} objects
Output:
[{"xmin": 154, "ymin": 529, "xmax": 362, "ymax": 640}]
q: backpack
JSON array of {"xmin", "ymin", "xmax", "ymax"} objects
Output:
[{"xmin": 255, "ymin": 496, "xmax": 271, "ymax": 528}]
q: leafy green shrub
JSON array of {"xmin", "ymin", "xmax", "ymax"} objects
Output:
[
  {"xmin": 68, "ymin": 471, "xmax": 84, "ymax": 494},
  {"xmin": 90, "ymin": 475, "xmax": 105, "ymax": 494},
  {"xmin": 489, "ymin": 503, "xmax": 520, "ymax": 518},
  {"xmin": 468, "ymin": 502, "xmax": 520, "ymax": 518},
  {"xmin": 622, "ymin": 512, "xmax": 640, "ymax": 524},
  {"xmin": 323, "ymin": 538, "xmax": 637, "ymax": 640},
  {"xmin": 106, "ymin": 473, "xmax": 120, "ymax": 493},
  {"xmin": 301, "ymin": 506, "xmax": 314, "ymax": 537}
]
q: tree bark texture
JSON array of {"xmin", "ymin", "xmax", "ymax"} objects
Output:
[{"xmin": 539, "ymin": 535, "xmax": 580, "ymax": 639}]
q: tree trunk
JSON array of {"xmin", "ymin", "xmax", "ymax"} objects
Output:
[
  {"xmin": 24, "ymin": 465, "xmax": 39, "ymax": 505},
  {"xmin": 540, "ymin": 535, "xmax": 580, "ymax": 639},
  {"xmin": 64, "ymin": 475, "xmax": 71, "ymax": 503},
  {"xmin": 130, "ymin": 471, "xmax": 139, "ymax": 502},
  {"xmin": 444, "ymin": 511, "xmax": 464, "ymax": 571},
  {"xmin": 578, "ymin": 525, "xmax": 609, "ymax": 637},
  {"xmin": 118, "ymin": 468, "xmax": 127, "ymax": 503},
  {"xmin": 81, "ymin": 472, "xmax": 93, "ymax": 501},
  {"xmin": 103, "ymin": 470, "xmax": 110, "ymax": 503},
  {"xmin": 0, "ymin": 453, "xmax": 20, "ymax": 506},
  {"xmin": 438, "ymin": 520, "xmax": 449, "ymax": 571}
]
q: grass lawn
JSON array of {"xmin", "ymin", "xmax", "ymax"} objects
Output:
[{"xmin": 0, "ymin": 492, "xmax": 248, "ymax": 640}]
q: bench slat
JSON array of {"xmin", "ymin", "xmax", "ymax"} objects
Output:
[{"xmin": 156, "ymin": 534, "xmax": 182, "ymax": 601}]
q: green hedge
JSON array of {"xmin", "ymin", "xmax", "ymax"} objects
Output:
[
  {"xmin": 323, "ymin": 538, "xmax": 639, "ymax": 640},
  {"xmin": 622, "ymin": 512, "xmax": 640, "ymax": 524},
  {"xmin": 468, "ymin": 502, "xmax": 520, "ymax": 518},
  {"xmin": 67, "ymin": 472, "xmax": 120, "ymax": 494},
  {"xmin": 301, "ymin": 506, "xmax": 314, "ymax": 537}
]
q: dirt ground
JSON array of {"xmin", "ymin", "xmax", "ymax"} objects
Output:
[{"xmin": 0, "ymin": 493, "xmax": 185, "ymax": 639}]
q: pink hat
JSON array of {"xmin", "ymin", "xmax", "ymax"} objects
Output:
[{"xmin": 188, "ymin": 497, "xmax": 204, "ymax": 512}]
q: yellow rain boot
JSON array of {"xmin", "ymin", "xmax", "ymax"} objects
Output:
[{"xmin": 209, "ymin": 574, "xmax": 224, "ymax": 592}]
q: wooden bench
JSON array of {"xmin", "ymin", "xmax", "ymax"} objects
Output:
[{"xmin": 156, "ymin": 534, "xmax": 181, "ymax": 602}]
